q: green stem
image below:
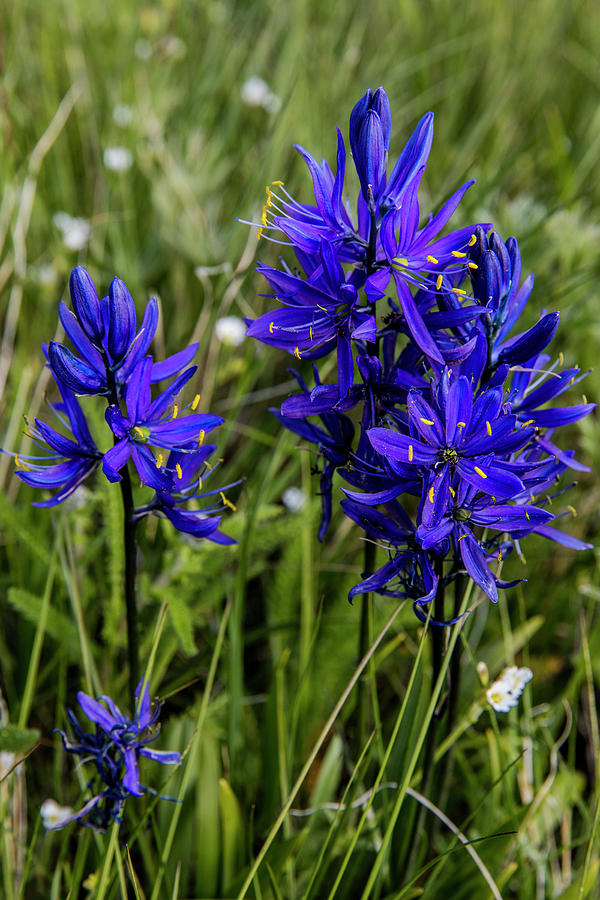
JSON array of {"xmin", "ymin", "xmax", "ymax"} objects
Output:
[{"xmin": 357, "ymin": 539, "xmax": 376, "ymax": 750}]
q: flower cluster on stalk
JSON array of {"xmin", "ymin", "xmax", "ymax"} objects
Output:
[
  {"xmin": 246, "ymin": 86, "xmax": 593, "ymax": 621},
  {"xmin": 9, "ymin": 266, "xmax": 236, "ymax": 544},
  {"xmin": 53, "ymin": 680, "xmax": 180, "ymax": 830}
]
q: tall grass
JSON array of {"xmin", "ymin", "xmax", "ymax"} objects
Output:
[{"xmin": 1, "ymin": 0, "xmax": 599, "ymax": 896}]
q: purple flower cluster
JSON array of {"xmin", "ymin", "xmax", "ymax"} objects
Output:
[
  {"xmin": 54, "ymin": 680, "xmax": 180, "ymax": 830},
  {"xmin": 246, "ymin": 87, "xmax": 593, "ymax": 620},
  {"xmin": 11, "ymin": 266, "xmax": 236, "ymax": 544}
]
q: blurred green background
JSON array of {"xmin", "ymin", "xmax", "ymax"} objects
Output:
[{"xmin": 1, "ymin": 0, "xmax": 600, "ymax": 897}]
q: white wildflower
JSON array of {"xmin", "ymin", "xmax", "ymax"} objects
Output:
[
  {"xmin": 241, "ymin": 77, "xmax": 281, "ymax": 113},
  {"xmin": 40, "ymin": 798, "xmax": 74, "ymax": 830},
  {"xmin": 486, "ymin": 665, "xmax": 533, "ymax": 713},
  {"xmin": 215, "ymin": 316, "xmax": 246, "ymax": 347},
  {"xmin": 103, "ymin": 146, "xmax": 133, "ymax": 172},
  {"xmin": 282, "ymin": 486, "xmax": 306, "ymax": 514},
  {"xmin": 134, "ymin": 38, "xmax": 152, "ymax": 60},
  {"xmin": 53, "ymin": 212, "xmax": 91, "ymax": 251},
  {"xmin": 113, "ymin": 104, "xmax": 133, "ymax": 127}
]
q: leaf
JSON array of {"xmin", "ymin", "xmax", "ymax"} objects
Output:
[
  {"xmin": 219, "ymin": 777, "xmax": 245, "ymax": 893},
  {"xmin": 0, "ymin": 724, "xmax": 39, "ymax": 754},
  {"xmin": 7, "ymin": 587, "xmax": 80, "ymax": 657},
  {"xmin": 167, "ymin": 591, "xmax": 197, "ymax": 655}
]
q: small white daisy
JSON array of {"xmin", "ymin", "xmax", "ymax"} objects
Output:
[
  {"xmin": 40, "ymin": 799, "xmax": 74, "ymax": 830},
  {"xmin": 282, "ymin": 486, "xmax": 306, "ymax": 513},
  {"xmin": 103, "ymin": 146, "xmax": 133, "ymax": 172},
  {"xmin": 215, "ymin": 316, "xmax": 246, "ymax": 347}
]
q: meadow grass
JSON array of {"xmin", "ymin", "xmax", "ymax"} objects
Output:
[{"xmin": 1, "ymin": 0, "xmax": 600, "ymax": 897}]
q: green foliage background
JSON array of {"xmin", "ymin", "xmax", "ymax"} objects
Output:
[{"xmin": 1, "ymin": 0, "xmax": 599, "ymax": 897}]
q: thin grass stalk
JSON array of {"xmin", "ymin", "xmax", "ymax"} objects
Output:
[
  {"xmin": 357, "ymin": 539, "xmax": 376, "ymax": 751},
  {"xmin": 236, "ymin": 602, "xmax": 405, "ymax": 900},
  {"xmin": 358, "ymin": 579, "xmax": 474, "ymax": 900}
]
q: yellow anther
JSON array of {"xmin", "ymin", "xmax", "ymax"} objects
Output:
[
  {"xmin": 468, "ymin": 234, "xmax": 477, "ymax": 246},
  {"xmin": 408, "ymin": 444, "xmax": 414, "ymax": 462},
  {"xmin": 452, "ymin": 250, "xmax": 467, "ymax": 258},
  {"xmin": 486, "ymin": 420, "xmax": 492, "ymax": 436},
  {"xmin": 309, "ymin": 326, "xmax": 314, "ymax": 341},
  {"xmin": 491, "ymin": 495, "xmax": 497, "ymax": 503},
  {"xmin": 582, "ymin": 394, "xmax": 588, "ymax": 404},
  {"xmin": 449, "ymin": 486, "xmax": 456, "ymax": 497},
  {"xmin": 569, "ymin": 376, "xmax": 575, "ymax": 386},
  {"xmin": 220, "ymin": 491, "xmax": 237, "ymax": 511},
  {"xmin": 468, "ymin": 261, "xmax": 478, "ymax": 270},
  {"xmin": 269, "ymin": 322, "xmax": 274, "ymax": 334},
  {"xmin": 497, "ymin": 551, "xmax": 502, "ymax": 564},
  {"xmin": 317, "ymin": 305, "xmax": 328, "ymax": 312},
  {"xmin": 523, "ymin": 419, "xmax": 535, "ymax": 426},
  {"xmin": 558, "ymin": 351, "xmax": 564, "ymax": 366},
  {"xmin": 256, "ymin": 228, "xmax": 263, "ymax": 241},
  {"xmin": 156, "ymin": 454, "xmax": 164, "ymax": 469},
  {"xmin": 191, "ymin": 394, "xmax": 200, "ymax": 411},
  {"xmin": 568, "ymin": 505, "xmax": 577, "ymax": 517},
  {"xmin": 436, "ymin": 274, "xmax": 443, "ymax": 290},
  {"xmin": 198, "ymin": 477, "xmax": 203, "ymax": 490},
  {"xmin": 172, "ymin": 405, "xmax": 179, "ymax": 419},
  {"xmin": 294, "ymin": 346, "xmax": 301, "ymax": 359},
  {"xmin": 176, "ymin": 463, "xmax": 183, "ymax": 479},
  {"xmin": 428, "ymin": 486, "xmax": 435, "ymax": 503},
  {"xmin": 426, "ymin": 255, "xmax": 439, "ymax": 264},
  {"xmin": 272, "ymin": 180, "xmax": 284, "ymax": 187},
  {"xmin": 14, "ymin": 454, "xmax": 20, "ymax": 468},
  {"xmin": 261, "ymin": 206, "xmax": 269, "ymax": 225},
  {"xmin": 198, "ymin": 430, "xmax": 205, "ymax": 446},
  {"xmin": 458, "ymin": 534, "xmax": 467, "ymax": 542},
  {"xmin": 452, "ymin": 287, "xmax": 467, "ymax": 296},
  {"xmin": 474, "ymin": 466, "xmax": 487, "ymax": 479},
  {"xmin": 134, "ymin": 426, "xmax": 145, "ymax": 438},
  {"xmin": 457, "ymin": 421, "xmax": 466, "ymax": 427},
  {"xmin": 525, "ymin": 510, "xmax": 530, "ymax": 520},
  {"xmin": 529, "ymin": 492, "xmax": 535, "ymax": 503},
  {"xmin": 420, "ymin": 417, "xmax": 435, "ymax": 426}
]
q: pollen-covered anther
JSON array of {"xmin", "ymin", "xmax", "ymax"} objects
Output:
[
  {"xmin": 309, "ymin": 326, "xmax": 313, "ymax": 341},
  {"xmin": 220, "ymin": 491, "xmax": 237, "ymax": 511},
  {"xmin": 582, "ymin": 394, "xmax": 587, "ymax": 404},
  {"xmin": 452, "ymin": 250, "xmax": 467, "ymax": 258},
  {"xmin": 428, "ymin": 486, "xmax": 435, "ymax": 503},
  {"xmin": 452, "ymin": 287, "xmax": 467, "ymax": 296},
  {"xmin": 436, "ymin": 274, "xmax": 443, "ymax": 290},
  {"xmin": 468, "ymin": 261, "xmax": 478, "ymax": 270},
  {"xmin": 457, "ymin": 421, "xmax": 466, "ymax": 427},
  {"xmin": 525, "ymin": 510, "xmax": 530, "ymax": 520},
  {"xmin": 474, "ymin": 466, "xmax": 487, "ymax": 479},
  {"xmin": 468, "ymin": 234, "xmax": 477, "ymax": 246},
  {"xmin": 191, "ymin": 394, "xmax": 200, "ymax": 411},
  {"xmin": 268, "ymin": 322, "xmax": 274, "ymax": 334},
  {"xmin": 172, "ymin": 405, "xmax": 178, "ymax": 419},
  {"xmin": 176, "ymin": 463, "xmax": 183, "ymax": 479},
  {"xmin": 558, "ymin": 351, "xmax": 564, "ymax": 366},
  {"xmin": 486, "ymin": 421, "xmax": 492, "ymax": 436},
  {"xmin": 426, "ymin": 255, "xmax": 439, "ymax": 264},
  {"xmin": 420, "ymin": 417, "xmax": 434, "ymax": 425},
  {"xmin": 408, "ymin": 444, "xmax": 414, "ymax": 462},
  {"xmin": 568, "ymin": 505, "xmax": 577, "ymax": 518},
  {"xmin": 198, "ymin": 430, "xmax": 205, "ymax": 446},
  {"xmin": 156, "ymin": 454, "xmax": 164, "ymax": 469},
  {"xmin": 294, "ymin": 346, "xmax": 301, "ymax": 359}
]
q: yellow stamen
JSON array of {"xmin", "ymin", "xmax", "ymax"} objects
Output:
[
  {"xmin": 269, "ymin": 322, "xmax": 274, "ymax": 334},
  {"xmin": 176, "ymin": 463, "xmax": 183, "ymax": 479},
  {"xmin": 428, "ymin": 486, "xmax": 435, "ymax": 503},
  {"xmin": 134, "ymin": 426, "xmax": 145, "ymax": 438},
  {"xmin": 468, "ymin": 261, "xmax": 478, "ymax": 270},
  {"xmin": 191, "ymin": 394, "xmax": 200, "ymax": 411},
  {"xmin": 458, "ymin": 534, "xmax": 467, "ymax": 542},
  {"xmin": 468, "ymin": 234, "xmax": 477, "ymax": 246},
  {"xmin": 525, "ymin": 510, "xmax": 530, "ymax": 520},
  {"xmin": 491, "ymin": 495, "xmax": 497, "ymax": 503},
  {"xmin": 15, "ymin": 454, "xmax": 21, "ymax": 468},
  {"xmin": 523, "ymin": 419, "xmax": 535, "ymax": 426},
  {"xmin": 156, "ymin": 454, "xmax": 164, "ymax": 469},
  {"xmin": 272, "ymin": 180, "xmax": 284, "ymax": 187},
  {"xmin": 294, "ymin": 346, "xmax": 301, "ymax": 359},
  {"xmin": 474, "ymin": 466, "xmax": 487, "ymax": 479},
  {"xmin": 317, "ymin": 305, "xmax": 328, "ymax": 312},
  {"xmin": 172, "ymin": 405, "xmax": 179, "ymax": 419},
  {"xmin": 256, "ymin": 228, "xmax": 263, "ymax": 241},
  {"xmin": 449, "ymin": 486, "xmax": 456, "ymax": 497},
  {"xmin": 220, "ymin": 491, "xmax": 237, "ymax": 511},
  {"xmin": 198, "ymin": 430, "xmax": 205, "ymax": 446},
  {"xmin": 452, "ymin": 287, "xmax": 467, "ymax": 296},
  {"xmin": 426, "ymin": 255, "xmax": 439, "ymax": 264},
  {"xmin": 497, "ymin": 551, "xmax": 502, "ymax": 564},
  {"xmin": 420, "ymin": 417, "xmax": 434, "ymax": 426},
  {"xmin": 582, "ymin": 394, "xmax": 587, "ymax": 404},
  {"xmin": 457, "ymin": 421, "xmax": 466, "ymax": 427},
  {"xmin": 408, "ymin": 444, "xmax": 414, "ymax": 462},
  {"xmin": 452, "ymin": 250, "xmax": 467, "ymax": 258},
  {"xmin": 436, "ymin": 274, "xmax": 443, "ymax": 290},
  {"xmin": 568, "ymin": 505, "xmax": 577, "ymax": 517},
  {"xmin": 309, "ymin": 326, "xmax": 313, "ymax": 341},
  {"xmin": 486, "ymin": 420, "xmax": 492, "ymax": 436},
  {"xmin": 558, "ymin": 351, "xmax": 564, "ymax": 366}
]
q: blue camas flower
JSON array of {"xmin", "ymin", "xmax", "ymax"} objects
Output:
[
  {"xmin": 48, "ymin": 266, "xmax": 198, "ymax": 397},
  {"xmin": 12, "ymin": 376, "xmax": 101, "ymax": 506},
  {"xmin": 53, "ymin": 680, "xmax": 180, "ymax": 830},
  {"xmin": 103, "ymin": 355, "xmax": 223, "ymax": 488}
]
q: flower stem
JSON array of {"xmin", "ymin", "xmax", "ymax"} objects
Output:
[{"xmin": 120, "ymin": 467, "xmax": 139, "ymax": 708}]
